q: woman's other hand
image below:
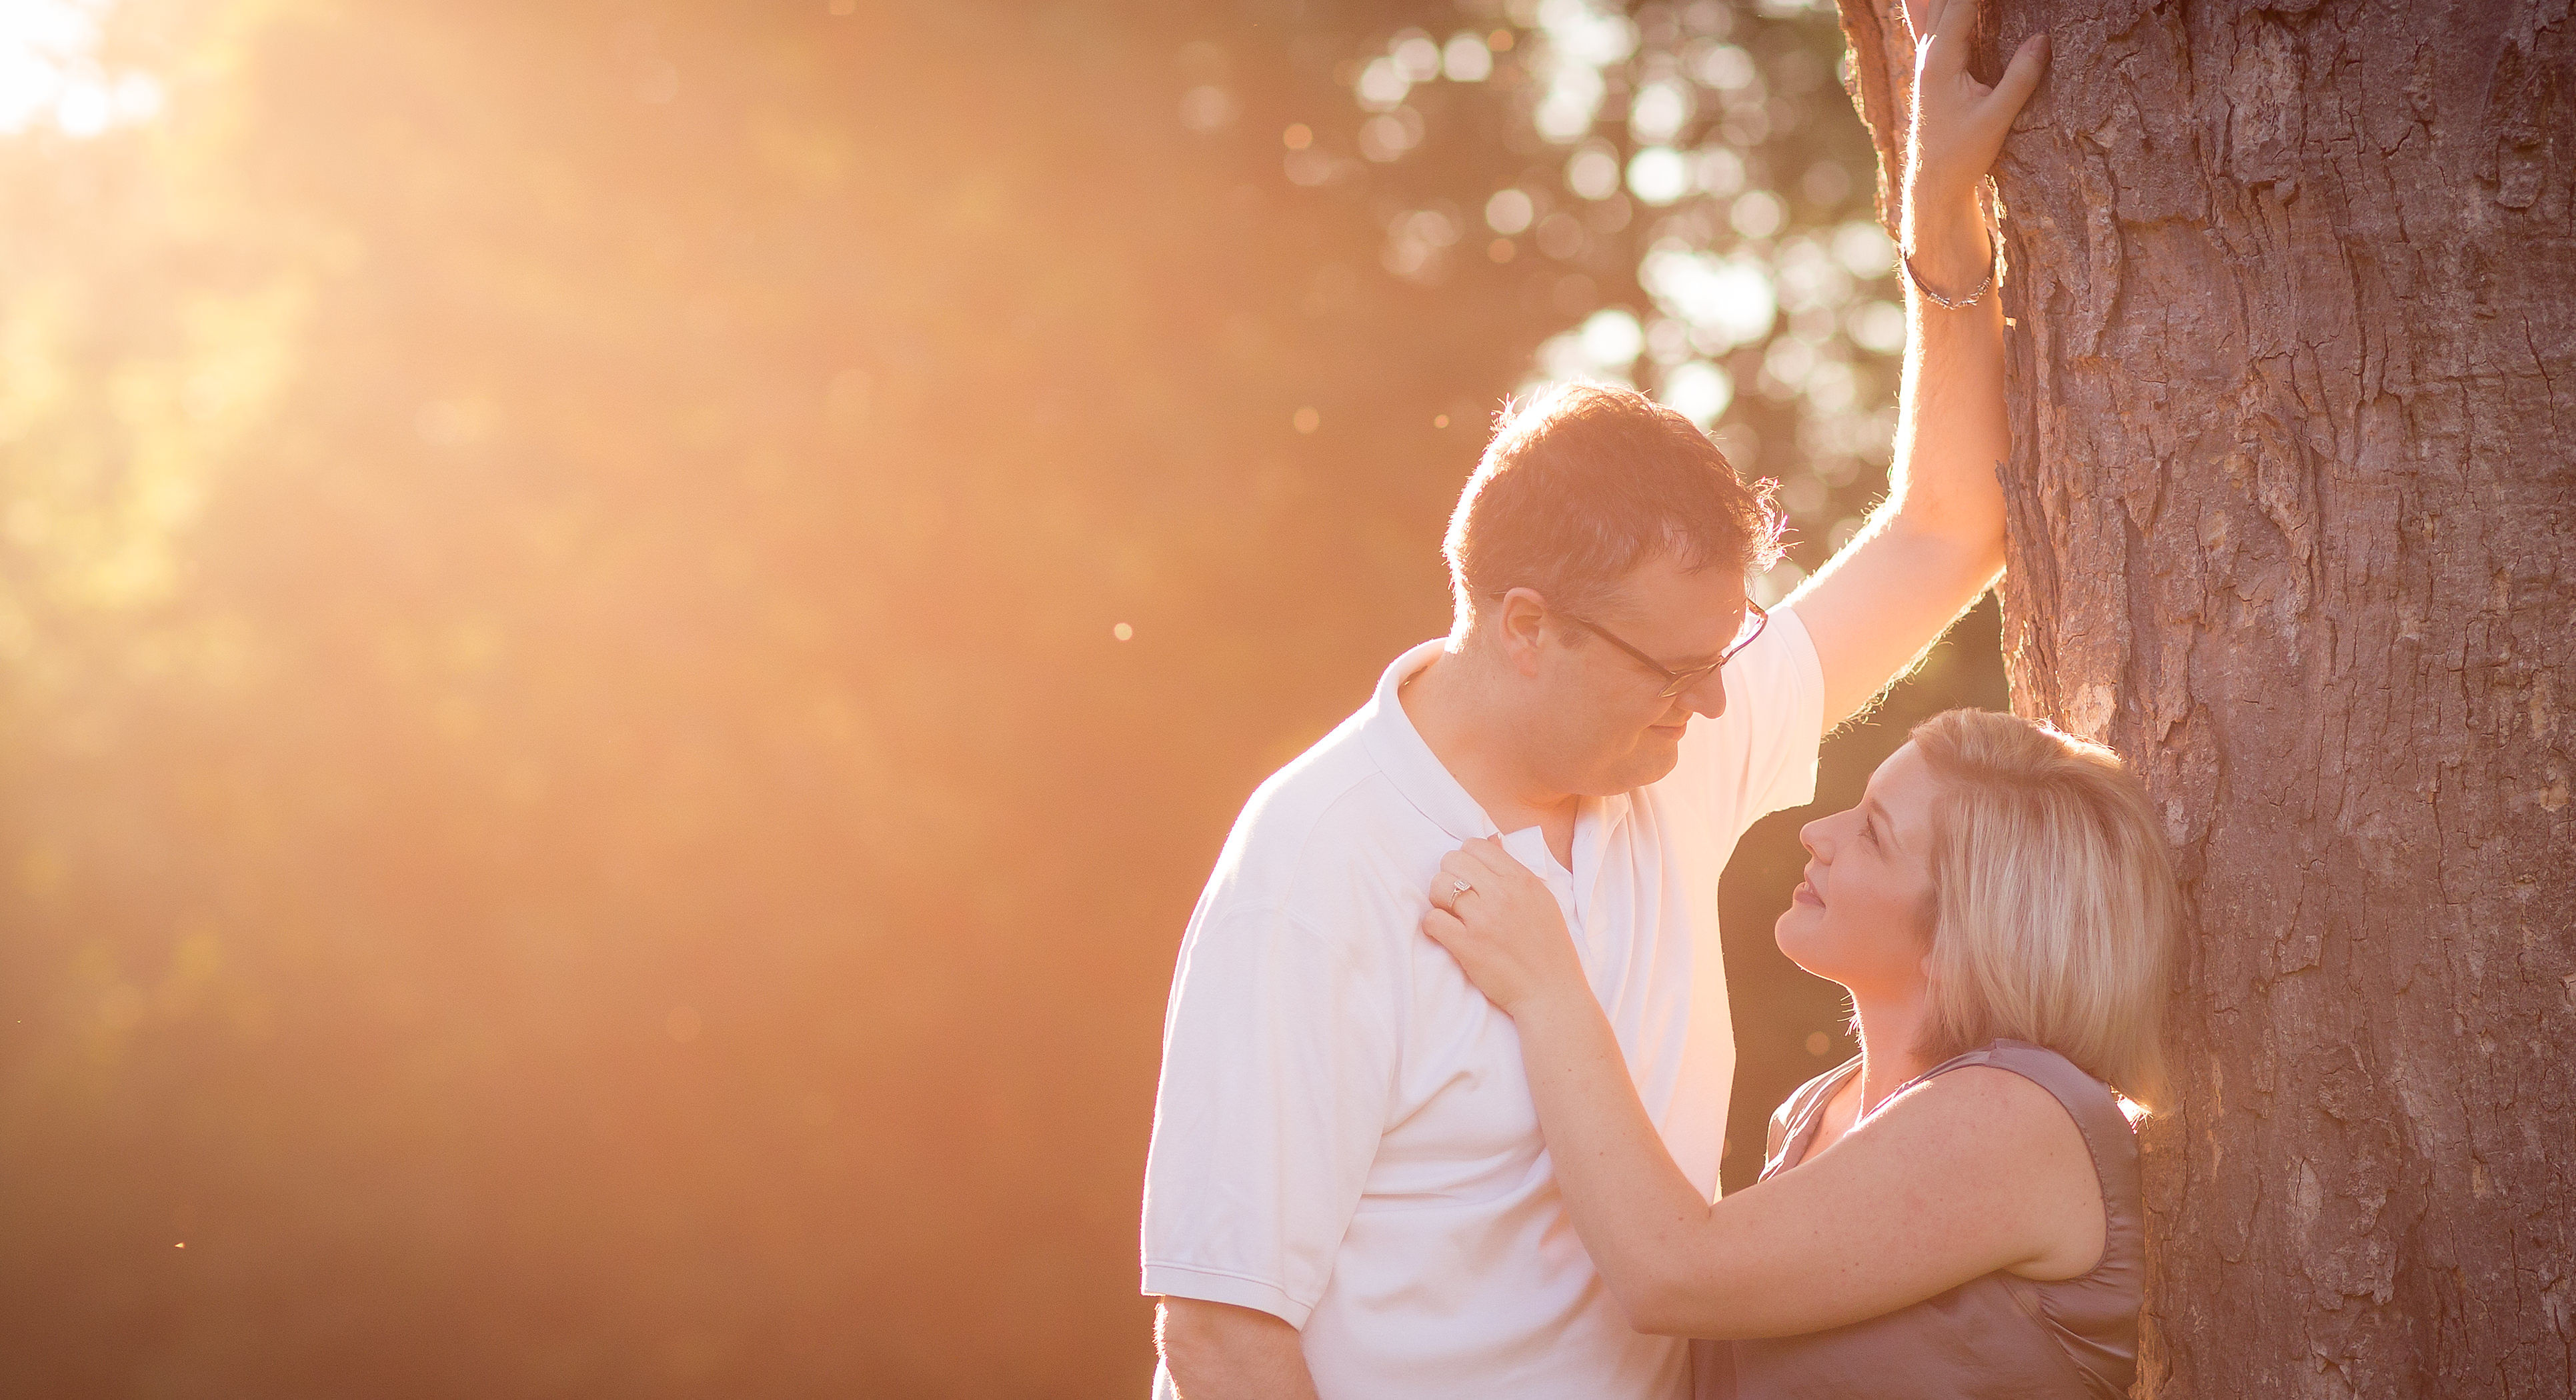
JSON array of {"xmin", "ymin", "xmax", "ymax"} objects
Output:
[
  {"xmin": 1420, "ymin": 837, "xmax": 1588, "ymax": 1018},
  {"xmin": 1900, "ymin": 0, "xmax": 2047, "ymax": 286}
]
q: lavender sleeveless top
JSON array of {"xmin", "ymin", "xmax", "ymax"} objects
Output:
[{"xmin": 1693, "ymin": 1040, "xmax": 2143, "ymax": 1400}]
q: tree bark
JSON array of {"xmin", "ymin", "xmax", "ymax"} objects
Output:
[{"xmin": 1836, "ymin": 1, "xmax": 2576, "ymax": 1395}]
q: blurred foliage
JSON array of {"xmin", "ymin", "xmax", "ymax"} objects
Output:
[{"xmin": 0, "ymin": 1, "xmax": 1996, "ymax": 1395}]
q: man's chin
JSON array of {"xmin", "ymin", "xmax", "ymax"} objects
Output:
[{"xmin": 1596, "ymin": 736, "xmax": 1685, "ymax": 794}]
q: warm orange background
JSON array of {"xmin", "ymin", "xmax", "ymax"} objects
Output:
[{"xmin": 0, "ymin": 2, "xmax": 1999, "ymax": 1395}]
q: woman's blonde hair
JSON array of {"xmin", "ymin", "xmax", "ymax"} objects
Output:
[{"xmin": 1910, "ymin": 709, "xmax": 2178, "ymax": 1107}]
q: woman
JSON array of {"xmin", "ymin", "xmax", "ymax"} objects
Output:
[{"xmin": 1422, "ymin": 709, "xmax": 2177, "ymax": 1398}]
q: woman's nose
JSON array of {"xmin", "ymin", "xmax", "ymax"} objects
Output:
[{"xmin": 1798, "ymin": 818, "xmax": 1826, "ymax": 857}]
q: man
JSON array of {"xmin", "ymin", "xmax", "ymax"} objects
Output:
[{"xmin": 1142, "ymin": 5, "xmax": 2035, "ymax": 1391}]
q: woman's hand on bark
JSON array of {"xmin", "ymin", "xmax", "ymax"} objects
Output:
[
  {"xmin": 1902, "ymin": 0, "xmax": 2048, "ymax": 281},
  {"xmin": 1420, "ymin": 837, "xmax": 1588, "ymax": 1019}
]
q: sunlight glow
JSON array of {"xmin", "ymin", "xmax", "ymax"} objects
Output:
[
  {"xmin": 1530, "ymin": 0, "xmax": 1632, "ymax": 143},
  {"xmin": 0, "ymin": 0, "xmax": 158, "ymax": 137},
  {"xmin": 1640, "ymin": 248, "xmax": 1777, "ymax": 351}
]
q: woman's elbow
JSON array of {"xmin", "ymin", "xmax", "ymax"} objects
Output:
[{"xmin": 1605, "ymin": 1267, "xmax": 1712, "ymax": 1338}]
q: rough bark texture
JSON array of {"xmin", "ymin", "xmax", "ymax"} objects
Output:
[{"xmin": 1837, "ymin": 1, "xmax": 2576, "ymax": 1395}]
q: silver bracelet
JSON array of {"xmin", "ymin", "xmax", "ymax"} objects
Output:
[{"xmin": 1902, "ymin": 231, "xmax": 1999, "ymax": 310}]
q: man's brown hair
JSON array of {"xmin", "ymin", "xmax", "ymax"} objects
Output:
[{"xmin": 1444, "ymin": 383, "xmax": 1782, "ymax": 633}]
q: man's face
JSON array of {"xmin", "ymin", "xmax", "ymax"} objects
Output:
[{"xmin": 1519, "ymin": 553, "xmax": 1748, "ymax": 797}]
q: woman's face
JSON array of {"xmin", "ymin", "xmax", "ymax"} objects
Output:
[{"xmin": 1775, "ymin": 741, "xmax": 1941, "ymax": 997}]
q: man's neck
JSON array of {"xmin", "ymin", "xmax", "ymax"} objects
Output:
[{"xmin": 1398, "ymin": 648, "xmax": 1580, "ymax": 866}]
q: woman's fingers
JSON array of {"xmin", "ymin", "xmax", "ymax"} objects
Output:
[
  {"xmin": 1458, "ymin": 837, "xmax": 1520, "ymax": 884},
  {"xmin": 1422, "ymin": 905, "xmax": 1466, "ymax": 947},
  {"xmin": 1437, "ymin": 837, "xmax": 1559, "ymax": 926},
  {"xmin": 1914, "ymin": 0, "xmax": 1972, "ymax": 80},
  {"xmin": 1982, "ymin": 31, "xmax": 2050, "ymax": 123}
]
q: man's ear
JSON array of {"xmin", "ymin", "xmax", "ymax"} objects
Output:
[{"xmin": 1494, "ymin": 587, "xmax": 1550, "ymax": 677}]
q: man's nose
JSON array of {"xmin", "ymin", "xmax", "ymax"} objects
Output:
[{"xmin": 1682, "ymin": 672, "xmax": 1727, "ymax": 719}]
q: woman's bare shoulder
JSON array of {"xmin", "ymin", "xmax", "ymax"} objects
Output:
[{"xmin": 1862, "ymin": 1065, "xmax": 2105, "ymax": 1279}]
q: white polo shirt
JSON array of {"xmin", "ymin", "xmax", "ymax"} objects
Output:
[{"xmin": 1141, "ymin": 610, "xmax": 1824, "ymax": 1399}]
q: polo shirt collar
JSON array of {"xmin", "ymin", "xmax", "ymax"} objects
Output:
[{"xmin": 1360, "ymin": 641, "xmax": 1499, "ymax": 843}]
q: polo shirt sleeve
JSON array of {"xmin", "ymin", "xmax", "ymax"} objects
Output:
[
  {"xmin": 1140, "ymin": 899, "xmax": 1398, "ymax": 1329},
  {"xmin": 1666, "ymin": 604, "xmax": 1826, "ymax": 836}
]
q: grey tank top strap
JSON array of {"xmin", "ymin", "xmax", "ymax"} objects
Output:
[
  {"xmin": 1916, "ymin": 1039, "xmax": 2142, "ymax": 1228},
  {"xmin": 1761, "ymin": 1056, "xmax": 1858, "ymax": 1179}
]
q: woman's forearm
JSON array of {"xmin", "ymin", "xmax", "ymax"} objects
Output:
[
  {"xmin": 1510, "ymin": 991, "xmax": 1720, "ymax": 1329},
  {"xmin": 1888, "ymin": 187, "xmax": 2011, "ymax": 550}
]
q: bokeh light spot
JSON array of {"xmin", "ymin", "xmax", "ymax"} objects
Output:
[
  {"xmin": 1179, "ymin": 85, "xmax": 1236, "ymax": 133},
  {"xmin": 1658, "ymin": 360, "xmax": 1733, "ymax": 427},
  {"xmin": 1442, "ymin": 33, "xmax": 1493, "ymax": 82},
  {"xmin": 1391, "ymin": 32, "xmax": 1442, "ymax": 83},
  {"xmin": 1566, "ymin": 143, "xmax": 1620, "ymax": 200},
  {"xmin": 1832, "ymin": 219, "xmax": 1897, "ymax": 277},
  {"xmin": 1356, "ymin": 55, "xmax": 1408, "ymax": 110},
  {"xmin": 1628, "ymin": 81, "xmax": 1693, "ymax": 143},
  {"xmin": 1697, "ymin": 145, "xmax": 1746, "ymax": 197},
  {"xmin": 1535, "ymin": 212, "xmax": 1587, "ymax": 261},
  {"xmin": 1730, "ymin": 189, "xmax": 1786, "ymax": 239},
  {"xmin": 1626, "ymin": 147, "xmax": 1691, "ymax": 205},
  {"xmin": 1358, "ymin": 109, "xmax": 1422, "ymax": 162},
  {"xmin": 1112, "ymin": 623, "xmax": 1134, "ymax": 642},
  {"xmin": 1578, "ymin": 307, "xmax": 1644, "ymax": 367},
  {"xmin": 1848, "ymin": 299, "xmax": 1906, "ymax": 355},
  {"xmin": 1694, "ymin": 43, "xmax": 1756, "ymax": 92},
  {"xmin": 1640, "ymin": 248, "xmax": 1776, "ymax": 350}
]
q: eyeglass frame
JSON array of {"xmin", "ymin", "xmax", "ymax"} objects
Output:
[{"xmin": 1489, "ymin": 589, "xmax": 1770, "ymax": 700}]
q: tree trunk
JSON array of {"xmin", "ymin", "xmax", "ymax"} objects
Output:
[{"xmin": 1836, "ymin": 1, "xmax": 2576, "ymax": 1394}]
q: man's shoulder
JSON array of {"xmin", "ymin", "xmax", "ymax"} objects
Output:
[
  {"xmin": 1229, "ymin": 715, "xmax": 1417, "ymax": 857},
  {"xmin": 1201, "ymin": 709, "xmax": 1434, "ymax": 918}
]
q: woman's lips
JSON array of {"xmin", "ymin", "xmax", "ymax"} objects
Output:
[{"xmin": 1792, "ymin": 879, "xmax": 1823, "ymax": 907}]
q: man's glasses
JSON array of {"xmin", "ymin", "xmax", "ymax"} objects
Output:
[{"xmin": 1547, "ymin": 597, "xmax": 1770, "ymax": 700}]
